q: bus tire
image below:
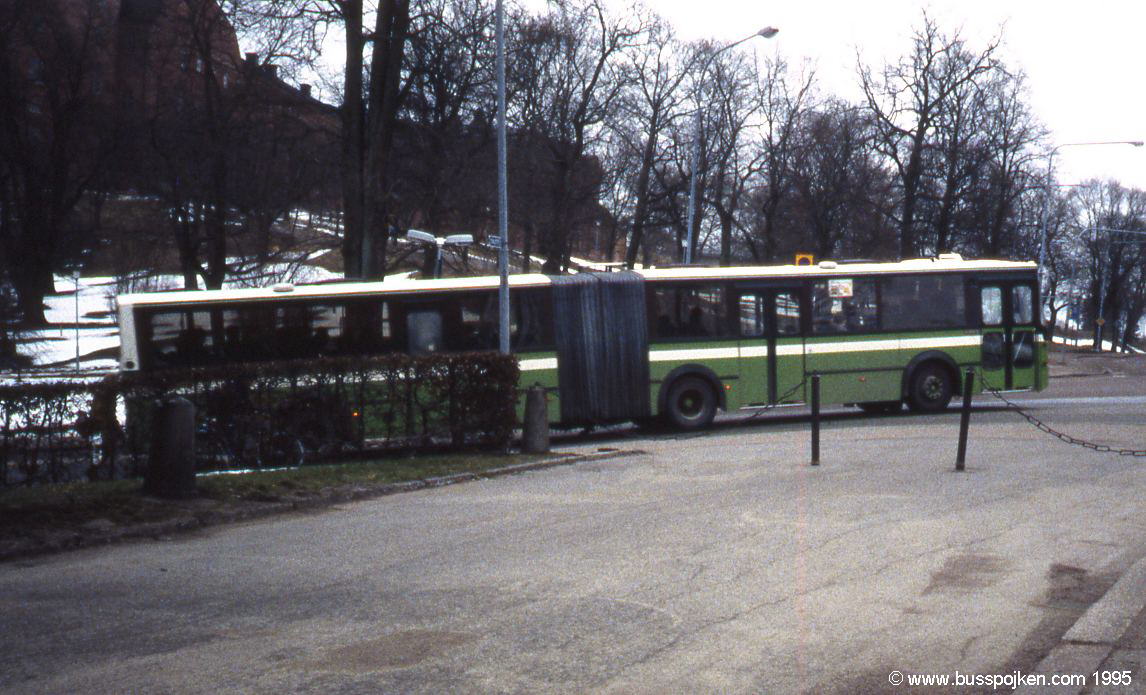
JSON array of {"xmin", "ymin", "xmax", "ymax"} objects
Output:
[
  {"xmin": 664, "ymin": 376, "xmax": 718, "ymax": 430},
  {"xmin": 907, "ymin": 362, "xmax": 954, "ymax": 413}
]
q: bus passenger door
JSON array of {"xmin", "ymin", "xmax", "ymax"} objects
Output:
[
  {"xmin": 738, "ymin": 288, "xmax": 805, "ymax": 405},
  {"xmin": 979, "ymin": 281, "xmax": 1037, "ymax": 390}
]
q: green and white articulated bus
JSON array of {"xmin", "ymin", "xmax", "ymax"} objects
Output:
[{"xmin": 116, "ymin": 254, "xmax": 1048, "ymax": 430}]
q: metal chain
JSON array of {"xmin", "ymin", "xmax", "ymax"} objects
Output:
[
  {"xmin": 976, "ymin": 368, "xmax": 1146, "ymax": 457},
  {"xmin": 659, "ymin": 376, "xmax": 810, "ymax": 439},
  {"xmin": 743, "ymin": 376, "xmax": 809, "ymax": 421}
]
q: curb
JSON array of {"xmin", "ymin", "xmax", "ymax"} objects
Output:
[
  {"xmin": 1015, "ymin": 553, "xmax": 1146, "ymax": 694},
  {"xmin": 0, "ymin": 447, "xmax": 643, "ymax": 564}
]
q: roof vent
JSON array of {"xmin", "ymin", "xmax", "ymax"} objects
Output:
[
  {"xmin": 818, "ymin": 260, "xmax": 838, "ymax": 269},
  {"xmin": 937, "ymin": 253, "xmax": 963, "ymax": 261},
  {"xmin": 271, "ymin": 283, "xmax": 294, "ymax": 293}
]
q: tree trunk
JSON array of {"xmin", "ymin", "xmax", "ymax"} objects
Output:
[
  {"xmin": 624, "ymin": 129, "xmax": 659, "ymax": 268},
  {"xmin": 719, "ymin": 209, "xmax": 734, "ymax": 267},
  {"xmin": 172, "ymin": 205, "xmax": 199, "ymax": 290},
  {"xmin": 899, "ymin": 129, "xmax": 927, "ymax": 259},
  {"xmin": 362, "ymin": 0, "xmax": 411, "ymax": 279},
  {"xmin": 340, "ymin": 0, "xmax": 365, "ymax": 278},
  {"xmin": 9, "ymin": 254, "xmax": 53, "ymax": 327}
]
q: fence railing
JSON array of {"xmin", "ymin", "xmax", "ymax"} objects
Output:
[{"xmin": 1, "ymin": 352, "xmax": 520, "ymax": 489}]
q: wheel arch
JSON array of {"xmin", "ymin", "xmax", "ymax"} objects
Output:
[
  {"xmin": 901, "ymin": 350, "xmax": 961, "ymax": 398},
  {"xmin": 657, "ymin": 364, "xmax": 727, "ymax": 415}
]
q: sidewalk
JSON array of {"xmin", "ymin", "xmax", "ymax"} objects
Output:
[{"xmin": 1017, "ymin": 553, "xmax": 1146, "ymax": 694}]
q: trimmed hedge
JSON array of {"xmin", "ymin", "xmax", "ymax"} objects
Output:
[{"xmin": 1, "ymin": 352, "xmax": 520, "ymax": 488}]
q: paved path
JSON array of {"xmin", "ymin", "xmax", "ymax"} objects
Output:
[{"xmin": 3, "ymin": 396, "xmax": 1146, "ymax": 694}]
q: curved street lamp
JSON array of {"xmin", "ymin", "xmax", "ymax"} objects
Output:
[
  {"xmin": 1037, "ymin": 140, "xmax": 1143, "ymax": 337},
  {"xmin": 1038, "ymin": 140, "xmax": 1143, "ymax": 273},
  {"xmin": 684, "ymin": 26, "xmax": 779, "ymax": 265},
  {"xmin": 407, "ymin": 229, "xmax": 473, "ymax": 278}
]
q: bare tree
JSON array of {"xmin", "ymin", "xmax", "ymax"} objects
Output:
[
  {"xmin": 748, "ymin": 55, "xmax": 815, "ymax": 263},
  {"xmin": 0, "ymin": 0, "xmax": 118, "ymax": 324},
  {"xmin": 859, "ymin": 13, "xmax": 1000, "ymax": 258},
  {"xmin": 394, "ymin": 0, "xmax": 495, "ymax": 239},
  {"xmin": 970, "ymin": 71, "xmax": 1045, "ymax": 257},
  {"xmin": 788, "ymin": 102, "xmax": 892, "ymax": 259},
  {"xmin": 612, "ymin": 14, "xmax": 690, "ymax": 267},
  {"xmin": 1075, "ymin": 182, "xmax": 1145, "ymax": 346},
  {"xmin": 239, "ymin": 0, "xmax": 409, "ymax": 279},
  {"xmin": 509, "ymin": 0, "xmax": 641, "ymax": 272}
]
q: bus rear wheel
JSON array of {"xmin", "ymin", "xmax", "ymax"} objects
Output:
[
  {"xmin": 665, "ymin": 376, "xmax": 717, "ymax": 430},
  {"xmin": 907, "ymin": 362, "xmax": 954, "ymax": 413}
]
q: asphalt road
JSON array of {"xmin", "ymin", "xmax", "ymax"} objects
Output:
[{"xmin": 3, "ymin": 374, "xmax": 1146, "ymax": 694}]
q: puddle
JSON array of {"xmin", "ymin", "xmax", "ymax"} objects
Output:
[
  {"xmin": 312, "ymin": 629, "xmax": 475, "ymax": 672},
  {"xmin": 923, "ymin": 553, "xmax": 1009, "ymax": 594}
]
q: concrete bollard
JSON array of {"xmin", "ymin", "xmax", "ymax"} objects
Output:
[
  {"xmin": 522, "ymin": 385, "xmax": 550, "ymax": 454},
  {"xmin": 144, "ymin": 397, "xmax": 197, "ymax": 498}
]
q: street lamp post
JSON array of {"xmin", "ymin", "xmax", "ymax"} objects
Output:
[
  {"xmin": 495, "ymin": 0, "xmax": 510, "ymax": 354},
  {"xmin": 1038, "ymin": 140, "xmax": 1143, "ymax": 277},
  {"xmin": 683, "ymin": 26, "xmax": 778, "ymax": 266},
  {"xmin": 1037, "ymin": 140, "xmax": 1142, "ymax": 339}
]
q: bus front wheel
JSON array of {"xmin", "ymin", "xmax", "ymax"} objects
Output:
[
  {"xmin": 907, "ymin": 363, "xmax": 954, "ymax": 413},
  {"xmin": 665, "ymin": 376, "xmax": 718, "ymax": 430}
]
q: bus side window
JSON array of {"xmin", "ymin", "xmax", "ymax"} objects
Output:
[
  {"xmin": 738, "ymin": 294, "xmax": 766, "ymax": 337},
  {"xmin": 452, "ymin": 293, "xmax": 498, "ymax": 351},
  {"xmin": 407, "ymin": 310, "xmax": 443, "ymax": 354},
  {"xmin": 881, "ymin": 275, "xmax": 965, "ymax": 330},
  {"xmin": 1012, "ymin": 286, "xmax": 1033, "ymax": 325},
  {"xmin": 150, "ymin": 310, "xmax": 216, "ymax": 366},
  {"xmin": 513, "ymin": 290, "xmax": 554, "ymax": 351},
  {"xmin": 812, "ymin": 279, "xmax": 876, "ymax": 333},
  {"xmin": 648, "ymin": 284, "xmax": 730, "ymax": 340},
  {"xmin": 775, "ymin": 292, "xmax": 800, "ymax": 334},
  {"xmin": 340, "ymin": 302, "xmax": 391, "ymax": 354},
  {"xmin": 981, "ymin": 287, "xmax": 1003, "ymax": 326}
]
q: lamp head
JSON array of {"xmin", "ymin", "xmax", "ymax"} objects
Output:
[
  {"xmin": 406, "ymin": 229, "xmax": 436, "ymax": 244},
  {"xmin": 758, "ymin": 26, "xmax": 779, "ymax": 39},
  {"xmin": 444, "ymin": 234, "xmax": 474, "ymax": 246}
]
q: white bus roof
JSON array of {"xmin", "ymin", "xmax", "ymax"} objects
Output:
[{"xmin": 116, "ymin": 256, "xmax": 1035, "ymax": 309}]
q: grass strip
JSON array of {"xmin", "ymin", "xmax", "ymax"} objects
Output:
[{"xmin": 1, "ymin": 452, "xmax": 552, "ymax": 541}]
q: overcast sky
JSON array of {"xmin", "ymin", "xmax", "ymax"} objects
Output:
[{"xmin": 635, "ymin": 0, "xmax": 1146, "ymax": 190}]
